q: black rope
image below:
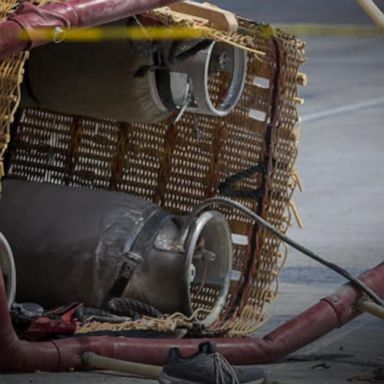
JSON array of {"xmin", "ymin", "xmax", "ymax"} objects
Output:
[
  {"xmin": 168, "ymin": 39, "xmax": 212, "ymax": 64},
  {"xmin": 134, "ymin": 39, "xmax": 212, "ymax": 78},
  {"xmin": 76, "ymin": 307, "xmax": 128, "ymax": 324},
  {"xmin": 218, "ymin": 163, "xmax": 266, "ymax": 200},
  {"xmin": 185, "ymin": 323, "xmax": 227, "ymax": 339},
  {"xmin": 107, "ymin": 297, "xmax": 162, "ymax": 319}
]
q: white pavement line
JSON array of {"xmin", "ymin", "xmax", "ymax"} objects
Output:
[{"xmin": 303, "ymin": 97, "xmax": 384, "ymax": 123}]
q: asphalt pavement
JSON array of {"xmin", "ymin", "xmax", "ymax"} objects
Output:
[
  {"xmin": 262, "ymin": 34, "xmax": 384, "ymax": 382},
  {"xmin": 1, "ymin": 1, "xmax": 384, "ymax": 383},
  {"xmin": 211, "ymin": 0, "xmax": 375, "ymax": 24}
]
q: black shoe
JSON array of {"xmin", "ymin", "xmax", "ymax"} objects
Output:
[{"xmin": 159, "ymin": 342, "xmax": 266, "ymax": 384}]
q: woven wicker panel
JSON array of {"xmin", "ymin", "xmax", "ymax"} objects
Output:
[
  {"xmin": 0, "ymin": 0, "xmax": 53, "ymax": 187},
  {"xmin": 0, "ymin": 14, "xmax": 27, "ymax": 188},
  {"xmin": 226, "ymin": 25, "xmax": 305, "ymax": 335},
  {"xmin": 2, "ymin": 8, "xmax": 305, "ymax": 335}
]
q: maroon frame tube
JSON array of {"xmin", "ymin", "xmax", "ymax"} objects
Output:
[
  {"xmin": 0, "ymin": 262, "xmax": 383, "ymax": 372},
  {"xmin": 0, "ymin": 0, "xmax": 179, "ymax": 61}
]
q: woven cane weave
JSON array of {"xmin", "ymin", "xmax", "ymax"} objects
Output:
[
  {"xmin": 1, "ymin": 3, "xmax": 305, "ymax": 335},
  {"xmin": 0, "ymin": 0, "xmax": 28, "ymax": 189},
  {"xmin": 0, "ymin": 0, "xmax": 52, "ymax": 189}
]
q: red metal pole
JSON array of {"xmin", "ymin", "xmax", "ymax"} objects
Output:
[
  {"xmin": 0, "ymin": 0, "xmax": 179, "ymax": 61},
  {"xmin": 0, "ymin": 262, "xmax": 383, "ymax": 372}
]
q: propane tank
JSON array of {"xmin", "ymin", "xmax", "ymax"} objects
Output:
[
  {"xmin": 21, "ymin": 26, "xmax": 247, "ymax": 123},
  {"xmin": 0, "ymin": 180, "xmax": 232, "ymax": 325}
]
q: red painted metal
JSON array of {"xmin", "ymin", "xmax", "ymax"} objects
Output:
[
  {"xmin": 0, "ymin": 0, "xmax": 179, "ymax": 61},
  {"xmin": 0, "ymin": 262, "xmax": 383, "ymax": 372}
]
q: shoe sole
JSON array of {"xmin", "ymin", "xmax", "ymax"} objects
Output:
[{"xmin": 159, "ymin": 372, "xmax": 266, "ymax": 384}]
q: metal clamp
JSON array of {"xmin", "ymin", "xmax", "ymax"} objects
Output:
[{"xmin": 52, "ymin": 27, "xmax": 66, "ymax": 44}]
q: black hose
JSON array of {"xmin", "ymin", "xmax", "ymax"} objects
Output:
[{"xmin": 191, "ymin": 197, "xmax": 384, "ymax": 307}]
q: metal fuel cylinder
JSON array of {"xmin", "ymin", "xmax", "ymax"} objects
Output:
[{"xmin": 0, "ymin": 179, "xmax": 232, "ymax": 324}]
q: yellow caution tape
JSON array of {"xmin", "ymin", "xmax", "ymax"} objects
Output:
[
  {"xmin": 19, "ymin": 24, "xmax": 382, "ymax": 48},
  {"xmin": 19, "ymin": 25, "xmax": 266, "ymax": 56},
  {"xmin": 275, "ymin": 23, "xmax": 384, "ymax": 37},
  {"xmin": 20, "ymin": 26, "xmax": 207, "ymax": 42}
]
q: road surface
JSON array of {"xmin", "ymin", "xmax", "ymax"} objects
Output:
[
  {"xmin": 211, "ymin": 0, "xmax": 375, "ymax": 24},
  {"xmin": 1, "ymin": 1, "xmax": 384, "ymax": 383}
]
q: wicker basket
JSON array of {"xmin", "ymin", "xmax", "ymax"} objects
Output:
[{"xmin": 0, "ymin": 2, "xmax": 305, "ymax": 336}]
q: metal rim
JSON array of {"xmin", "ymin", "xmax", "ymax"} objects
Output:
[
  {"xmin": 187, "ymin": 41, "xmax": 248, "ymax": 117},
  {"xmin": 184, "ymin": 211, "xmax": 232, "ymax": 327},
  {"xmin": 0, "ymin": 231, "xmax": 16, "ymax": 309}
]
